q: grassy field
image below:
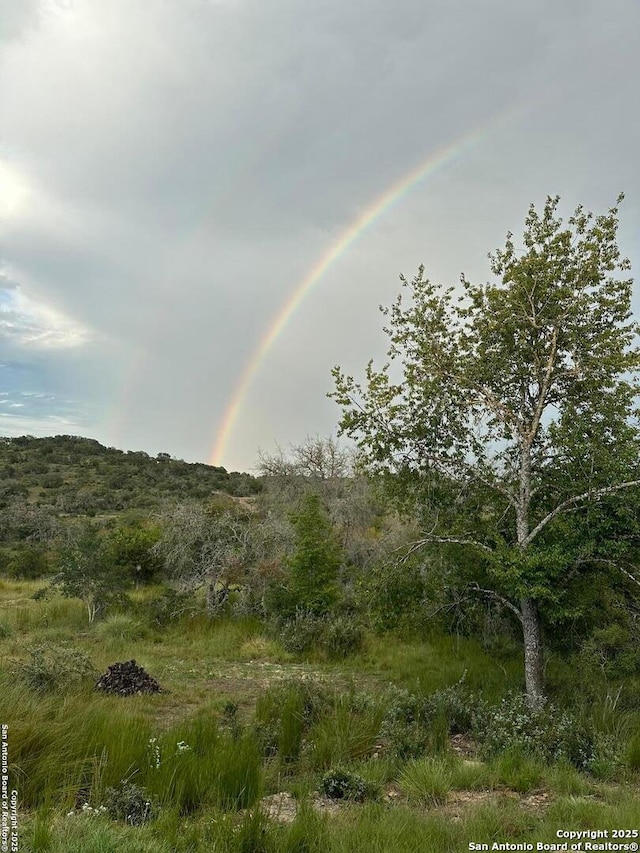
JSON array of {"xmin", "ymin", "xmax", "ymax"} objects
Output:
[{"xmin": 1, "ymin": 579, "xmax": 639, "ymax": 852}]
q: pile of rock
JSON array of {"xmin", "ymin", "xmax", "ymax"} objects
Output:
[{"xmin": 95, "ymin": 660, "xmax": 162, "ymax": 696}]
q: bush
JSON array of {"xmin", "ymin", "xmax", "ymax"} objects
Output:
[
  {"xmin": 322, "ymin": 616, "xmax": 364, "ymax": 659},
  {"xmin": 278, "ymin": 612, "xmax": 326, "ymax": 654},
  {"xmin": 277, "ymin": 612, "xmax": 365, "ymax": 658},
  {"xmin": 5, "ymin": 544, "xmax": 50, "ymax": 579},
  {"xmin": 378, "ymin": 681, "xmax": 474, "ymax": 760},
  {"xmin": 265, "ymin": 494, "xmax": 342, "ymax": 624},
  {"xmin": 320, "ymin": 768, "xmax": 371, "ymax": 801},
  {"xmin": 422, "ymin": 677, "xmax": 476, "ymax": 735},
  {"xmin": 363, "ymin": 559, "xmax": 427, "ymax": 633},
  {"xmin": 103, "ymin": 779, "xmax": 157, "ymax": 825},
  {"xmin": 146, "ymin": 588, "xmax": 198, "ymax": 627},
  {"xmin": 14, "ymin": 643, "xmax": 96, "ymax": 693},
  {"xmin": 474, "ymin": 693, "xmax": 595, "ymax": 769},
  {"xmin": 379, "ymin": 688, "xmax": 432, "ymax": 760}
]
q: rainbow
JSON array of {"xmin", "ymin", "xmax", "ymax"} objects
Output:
[{"xmin": 210, "ymin": 108, "xmax": 524, "ymax": 467}]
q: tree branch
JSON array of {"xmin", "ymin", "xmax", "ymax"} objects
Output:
[
  {"xmin": 580, "ymin": 557, "xmax": 640, "ymax": 590},
  {"xmin": 469, "ymin": 583, "xmax": 523, "ymax": 623},
  {"xmin": 397, "ymin": 534, "xmax": 494, "ymax": 560},
  {"xmin": 527, "ymin": 326, "xmax": 558, "ymax": 446},
  {"xmin": 526, "ymin": 479, "xmax": 640, "ymax": 546}
]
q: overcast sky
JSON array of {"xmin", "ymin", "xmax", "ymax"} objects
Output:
[{"xmin": 1, "ymin": 0, "xmax": 639, "ymax": 472}]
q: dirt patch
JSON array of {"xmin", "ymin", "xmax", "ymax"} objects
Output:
[
  {"xmin": 260, "ymin": 793, "xmax": 299, "ymax": 824},
  {"xmin": 258, "ymin": 791, "xmax": 359, "ymax": 824}
]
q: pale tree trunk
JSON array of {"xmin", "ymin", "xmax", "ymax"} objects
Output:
[
  {"xmin": 520, "ymin": 597, "xmax": 545, "ymax": 709},
  {"xmin": 517, "ymin": 438, "xmax": 546, "ymax": 708}
]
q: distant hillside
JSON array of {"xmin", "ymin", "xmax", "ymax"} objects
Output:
[{"xmin": 0, "ymin": 435, "xmax": 262, "ymax": 518}]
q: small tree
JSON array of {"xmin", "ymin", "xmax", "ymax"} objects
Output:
[
  {"xmin": 51, "ymin": 526, "xmax": 128, "ymax": 622},
  {"xmin": 332, "ymin": 195, "xmax": 640, "ymax": 707},
  {"xmin": 266, "ymin": 493, "xmax": 342, "ymax": 620},
  {"xmin": 105, "ymin": 517, "xmax": 163, "ymax": 585},
  {"xmin": 156, "ymin": 501, "xmax": 258, "ymax": 615}
]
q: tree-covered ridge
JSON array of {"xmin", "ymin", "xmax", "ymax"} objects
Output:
[{"xmin": 0, "ymin": 434, "xmax": 262, "ymax": 517}]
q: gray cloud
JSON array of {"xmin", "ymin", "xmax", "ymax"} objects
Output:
[{"xmin": 1, "ymin": 0, "xmax": 639, "ymax": 469}]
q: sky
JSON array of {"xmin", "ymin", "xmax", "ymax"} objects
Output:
[{"xmin": 1, "ymin": 0, "xmax": 639, "ymax": 473}]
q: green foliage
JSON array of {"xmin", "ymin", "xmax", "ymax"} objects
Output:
[
  {"xmin": 104, "ymin": 519, "xmax": 163, "ymax": 585},
  {"xmin": 14, "ymin": 642, "xmax": 96, "ymax": 693},
  {"xmin": 490, "ymin": 750, "xmax": 546, "ymax": 793},
  {"xmin": 104, "ymin": 780, "xmax": 157, "ymax": 825},
  {"xmin": 3, "ymin": 543, "xmax": 51, "ymax": 578},
  {"xmin": 321, "ymin": 615, "xmax": 364, "ymax": 659},
  {"xmin": 320, "ymin": 768, "xmax": 371, "ymax": 801},
  {"xmin": 277, "ymin": 613, "xmax": 364, "ymax": 659},
  {"xmin": 0, "ymin": 435, "xmax": 261, "ymax": 528},
  {"xmin": 278, "ymin": 494, "xmax": 342, "ymax": 618},
  {"xmin": 379, "ymin": 681, "xmax": 474, "ymax": 760},
  {"xmin": 145, "ymin": 587, "xmax": 198, "ymax": 627},
  {"xmin": 279, "ymin": 803, "xmax": 329, "ymax": 853},
  {"xmin": 474, "ymin": 693, "xmax": 595, "ymax": 769},
  {"xmin": 49, "ymin": 524, "xmax": 132, "ymax": 622},
  {"xmin": 398, "ymin": 757, "xmax": 453, "ymax": 805},
  {"xmin": 277, "ymin": 612, "xmax": 326, "ymax": 654},
  {"xmin": 624, "ymin": 733, "xmax": 640, "ymax": 770},
  {"xmin": 579, "ymin": 621, "xmax": 640, "ymax": 679},
  {"xmin": 254, "ymin": 680, "xmax": 331, "ymax": 760},
  {"xmin": 307, "ymin": 700, "xmax": 383, "ymax": 770},
  {"xmin": 331, "ymin": 195, "xmax": 640, "ymax": 704},
  {"xmin": 362, "ymin": 558, "xmax": 427, "ymax": 633},
  {"xmin": 94, "ymin": 613, "xmax": 145, "ymax": 642}
]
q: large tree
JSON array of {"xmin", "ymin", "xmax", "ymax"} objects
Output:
[{"xmin": 331, "ymin": 195, "xmax": 640, "ymax": 707}]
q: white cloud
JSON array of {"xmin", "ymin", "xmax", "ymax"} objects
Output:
[{"xmin": 0, "ymin": 279, "xmax": 92, "ymax": 349}]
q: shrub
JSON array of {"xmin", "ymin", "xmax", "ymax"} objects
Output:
[
  {"xmin": 265, "ymin": 494, "xmax": 342, "ymax": 624},
  {"xmin": 146, "ymin": 588, "xmax": 197, "ymax": 627},
  {"xmin": 378, "ymin": 688, "xmax": 431, "ymax": 760},
  {"xmin": 378, "ymin": 680, "xmax": 477, "ymax": 760},
  {"xmin": 278, "ymin": 612, "xmax": 326, "ymax": 654},
  {"xmin": 277, "ymin": 613, "xmax": 365, "ymax": 658},
  {"xmin": 422, "ymin": 677, "xmax": 476, "ymax": 736},
  {"xmin": 320, "ymin": 768, "xmax": 370, "ymax": 801},
  {"xmin": 363, "ymin": 558, "xmax": 427, "ymax": 633},
  {"xmin": 322, "ymin": 616, "xmax": 364, "ymax": 659},
  {"xmin": 474, "ymin": 693, "xmax": 595, "ymax": 769},
  {"xmin": 103, "ymin": 779, "xmax": 157, "ymax": 825},
  {"xmin": 14, "ymin": 643, "xmax": 96, "ymax": 693},
  {"xmin": 5, "ymin": 544, "xmax": 50, "ymax": 579}
]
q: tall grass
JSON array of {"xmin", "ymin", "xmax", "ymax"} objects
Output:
[
  {"xmin": 355, "ymin": 632, "xmax": 521, "ymax": 700},
  {"xmin": 94, "ymin": 613, "xmax": 145, "ymax": 643},
  {"xmin": 141, "ymin": 713, "xmax": 263, "ymax": 813},
  {"xmin": 398, "ymin": 757, "xmax": 453, "ymax": 805},
  {"xmin": 307, "ymin": 699, "xmax": 384, "ymax": 770},
  {"xmin": 0, "ymin": 679, "xmax": 153, "ymax": 807}
]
